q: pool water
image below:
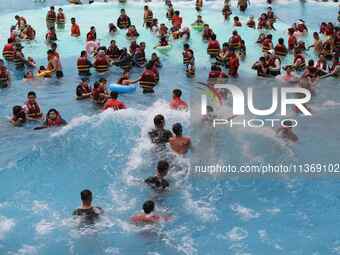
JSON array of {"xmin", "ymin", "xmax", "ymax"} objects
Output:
[{"xmin": 1, "ymin": 1, "xmax": 340, "ymax": 254}]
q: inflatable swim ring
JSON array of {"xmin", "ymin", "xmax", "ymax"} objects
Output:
[
  {"xmin": 109, "ymin": 83, "xmax": 137, "ymax": 94},
  {"xmin": 36, "ymin": 70, "xmax": 52, "ymax": 78},
  {"xmin": 156, "ymin": 45, "xmax": 172, "ymax": 52},
  {"xmin": 191, "ymin": 24, "xmax": 204, "ymax": 31}
]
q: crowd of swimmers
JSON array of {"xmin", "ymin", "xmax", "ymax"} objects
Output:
[{"xmin": 1, "ymin": 0, "xmax": 340, "ymax": 223}]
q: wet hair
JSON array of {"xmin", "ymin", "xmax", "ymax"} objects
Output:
[
  {"xmin": 278, "ymin": 38, "xmax": 284, "ymax": 44},
  {"xmin": 80, "ymin": 189, "xmax": 92, "ymax": 203},
  {"xmin": 153, "ymin": 114, "xmax": 165, "ymax": 128},
  {"xmin": 93, "ymin": 81, "xmax": 99, "ymax": 89},
  {"xmin": 175, "ymin": 10, "xmax": 180, "ymax": 15},
  {"xmin": 71, "ymin": 17, "xmax": 76, "ymax": 22},
  {"xmin": 46, "ymin": 108, "xmax": 59, "ymax": 118},
  {"xmin": 157, "ymin": 160, "xmax": 169, "ymax": 176},
  {"xmin": 184, "ymin": 43, "xmax": 190, "ymax": 49},
  {"xmin": 173, "ymin": 89, "xmax": 182, "ymax": 98},
  {"xmin": 7, "ymin": 38, "xmax": 14, "ymax": 44},
  {"xmin": 13, "ymin": 105, "xmax": 23, "ymax": 116},
  {"xmin": 172, "ymin": 123, "xmax": 183, "ymax": 136},
  {"xmin": 267, "ymin": 34, "xmax": 272, "ymax": 39},
  {"xmin": 143, "ymin": 200, "xmax": 155, "ymax": 214},
  {"xmin": 207, "ymin": 105, "xmax": 214, "ymax": 113},
  {"xmin": 90, "ymin": 26, "xmax": 95, "ymax": 30},
  {"xmin": 27, "ymin": 91, "xmax": 36, "ymax": 97},
  {"xmin": 308, "ymin": 59, "xmax": 314, "ymax": 67},
  {"xmin": 110, "ymin": 92, "xmax": 118, "ymax": 99},
  {"xmin": 211, "ymin": 34, "xmax": 217, "ymax": 40},
  {"xmin": 99, "ymin": 78, "xmax": 107, "ymax": 83},
  {"xmin": 232, "ymin": 30, "xmax": 238, "ymax": 36},
  {"xmin": 234, "ymin": 16, "xmax": 239, "ymax": 21}
]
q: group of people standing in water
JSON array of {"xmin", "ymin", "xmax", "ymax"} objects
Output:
[{"xmin": 0, "ymin": 0, "xmax": 340, "ymax": 223}]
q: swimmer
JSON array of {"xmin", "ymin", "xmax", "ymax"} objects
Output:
[
  {"xmin": 276, "ymin": 120, "xmax": 298, "ymax": 143},
  {"xmin": 92, "ymin": 78, "xmax": 109, "ymax": 105},
  {"xmin": 27, "ymin": 57, "xmax": 36, "ymax": 68},
  {"xmin": 70, "ymin": 17, "xmax": 81, "ymax": 37},
  {"xmin": 233, "ymin": 16, "xmax": 242, "ymax": 27},
  {"xmin": 130, "ymin": 200, "xmax": 171, "ymax": 224},
  {"xmin": 169, "ymin": 89, "xmax": 188, "ymax": 110},
  {"xmin": 73, "ymin": 189, "xmax": 104, "ymax": 225},
  {"xmin": 76, "ymin": 78, "xmax": 92, "ymax": 100},
  {"xmin": 277, "ymin": 66, "xmax": 299, "ymax": 84},
  {"xmin": 0, "ymin": 60, "xmax": 10, "ymax": 88},
  {"xmin": 148, "ymin": 114, "xmax": 173, "ymax": 144},
  {"xmin": 108, "ymin": 23, "xmax": 117, "ymax": 34},
  {"xmin": 34, "ymin": 109, "xmax": 67, "ymax": 129},
  {"xmin": 169, "ymin": 123, "xmax": 191, "ymax": 155},
  {"xmin": 103, "ymin": 92, "xmax": 127, "ymax": 111},
  {"xmin": 23, "ymin": 91, "xmax": 43, "ymax": 120},
  {"xmin": 23, "ymin": 71, "xmax": 34, "ymax": 81},
  {"xmin": 10, "ymin": 105, "xmax": 26, "ymax": 127},
  {"xmin": 154, "ymin": 36, "xmax": 169, "ymax": 49},
  {"xmin": 246, "ymin": 16, "xmax": 255, "ymax": 28},
  {"xmin": 145, "ymin": 160, "xmax": 170, "ymax": 191},
  {"xmin": 37, "ymin": 66, "xmax": 51, "ymax": 78},
  {"xmin": 192, "ymin": 15, "xmax": 204, "ymax": 25},
  {"xmin": 321, "ymin": 55, "xmax": 340, "ymax": 79}
]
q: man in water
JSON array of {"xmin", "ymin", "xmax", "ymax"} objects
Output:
[
  {"xmin": 130, "ymin": 200, "xmax": 170, "ymax": 224},
  {"xmin": 169, "ymin": 123, "xmax": 191, "ymax": 155},
  {"xmin": 73, "ymin": 189, "xmax": 103, "ymax": 224},
  {"xmin": 145, "ymin": 160, "xmax": 170, "ymax": 192},
  {"xmin": 148, "ymin": 114, "xmax": 173, "ymax": 144}
]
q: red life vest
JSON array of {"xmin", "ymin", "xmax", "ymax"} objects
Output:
[
  {"xmin": 47, "ymin": 10, "xmax": 56, "ymax": 23},
  {"xmin": 209, "ymin": 70, "xmax": 225, "ymax": 79},
  {"xmin": 230, "ymin": 35, "xmax": 241, "ymax": 49},
  {"xmin": 57, "ymin": 13, "xmax": 65, "ymax": 24},
  {"xmin": 140, "ymin": 69, "xmax": 156, "ymax": 91},
  {"xmin": 134, "ymin": 48, "xmax": 146, "ymax": 66},
  {"xmin": 258, "ymin": 18, "xmax": 266, "ymax": 29},
  {"xmin": 87, "ymin": 31, "xmax": 96, "ymax": 42},
  {"xmin": 207, "ymin": 40, "xmax": 220, "ymax": 56},
  {"xmin": 47, "ymin": 116, "xmax": 63, "ymax": 127},
  {"xmin": 0, "ymin": 66, "xmax": 9, "ymax": 82},
  {"xmin": 127, "ymin": 29, "xmax": 138, "ymax": 38},
  {"xmin": 274, "ymin": 44, "xmax": 288, "ymax": 56},
  {"xmin": 203, "ymin": 28, "xmax": 213, "ymax": 40},
  {"xmin": 144, "ymin": 10, "xmax": 153, "ymax": 24},
  {"xmin": 262, "ymin": 38, "xmax": 272, "ymax": 52},
  {"xmin": 288, "ymin": 35, "xmax": 297, "ymax": 50},
  {"xmin": 94, "ymin": 56, "xmax": 109, "ymax": 73},
  {"xmin": 77, "ymin": 57, "xmax": 91, "ymax": 73},
  {"xmin": 25, "ymin": 101, "xmax": 41, "ymax": 116},
  {"xmin": 26, "ymin": 26, "xmax": 36, "ymax": 40},
  {"xmin": 104, "ymin": 99, "xmax": 126, "ymax": 111},
  {"xmin": 2, "ymin": 44, "xmax": 15, "ymax": 61},
  {"xmin": 107, "ymin": 46, "xmax": 120, "ymax": 59},
  {"xmin": 117, "ymin": 15, "xmax": 130, "ymax": 29},
  {"xmin": 229, "ymin": 56, "xmax": 239, "ymax": 77},
  {"xmin": 247, "ymin": 20, "xmax": 255, "ymax": 28}
]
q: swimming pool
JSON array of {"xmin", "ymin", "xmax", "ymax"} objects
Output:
[{"xmin": 0, "ymin": 0, "xmax": 340, "ymax": 254}]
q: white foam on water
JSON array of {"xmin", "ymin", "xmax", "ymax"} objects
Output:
[
  {"xmin": 230, "ymin": 203, "xmax": 260, "ymax": 221},
  {"xmin": 51, "ymin": 115, "xmax": 92, "ymax": 137},
  {"xmin": 265, "ymin": 207, "xmax": 281, "ymax": 215},
  {"xmin": 8, "ymin": 245, "xmax": 39, "ymax": 255},
  {"xmin": 31, "ymin": 200, "xmax": 49, "ymax": 213},
  {"xmin": 227, "ymin": 226, "xmax": 248, "ymax": 241},
  {"xmin": 105, "ymin": 247, "xmax": 121, "ymax": 255},
  {"xmin": 258, "ymin": 229, "xmax": 268, "ymax": 241},
  {"xmin": 182, "ymin": 188, "xmax": 217, "ymax": 222},
  {"xmin": 35, "ymin": 219, "xmax": 56, "ymax": 235},
  {"xmin": 0, "ymin": 216, "xmax": 15, "ymax": 240}
]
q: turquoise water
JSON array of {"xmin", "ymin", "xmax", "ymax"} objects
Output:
[{"xmin": 1, "ymin": 1, "xmax": 340, "ymax": 254}]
